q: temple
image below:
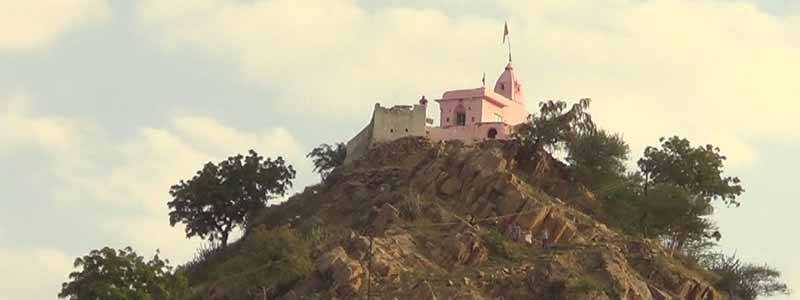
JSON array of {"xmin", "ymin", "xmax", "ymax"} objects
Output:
[{"xmin": 345, "ymin": 61, "xmax": 530, "ymax": 163}]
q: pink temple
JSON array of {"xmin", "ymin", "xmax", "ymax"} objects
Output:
[{"xmin": 346, "ymin": 62, "xmax": 530, "ymax": 163}]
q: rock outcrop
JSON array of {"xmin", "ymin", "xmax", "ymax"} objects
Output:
[{"xmin": 198, "ymin": 137, "xmax": 723, "ymax": 300}]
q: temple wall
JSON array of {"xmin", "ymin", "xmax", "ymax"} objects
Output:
[
  {"xmin": 501, "ymin": 101, "xmax": 528, "ymax": 125},
  {"xmin": 428, "ymin": 122, "xmax": 513, "ymax": 144},
  {"xmin": 438, "ymin": 98, "xmax": 483, "ymax": 128}
]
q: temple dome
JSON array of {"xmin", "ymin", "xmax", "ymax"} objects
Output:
[{"xmin": 493, "ymin": 62, "xmax": 525, "ymax": 103}]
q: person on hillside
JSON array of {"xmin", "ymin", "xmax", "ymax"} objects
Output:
[
  {"xmin": 524, "ymin": 230, "xmax": 533, "ymax": 245},
  {"xmin": 512, "ymin": 223, "xmax": 522, "ymax": 242},
  {"xmin": 541, "ymin": 229, "xmax": 550, "ymax": 250}
]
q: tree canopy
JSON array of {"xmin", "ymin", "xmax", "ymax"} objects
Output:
[
  {"xmin": 307, "ymin": 142, "xmax": 347, "ymax": 180},
  {"xmin": 59, "ymin": 247, "xmax": 187, "ymax": 300},
  {"xmin": 565, "ymin": 129, "xmax": 629, "ymax": 190},
  {"xmin": 168, "ymin": 150, "xmax": 295, "ymax": 246},
  {"xmin": 638, "ymin": 136, "xmax": 744, "ymax": 206},
  {"xmin": 514, "ymin": 98, "xmax": 595, "ymax": 157}
]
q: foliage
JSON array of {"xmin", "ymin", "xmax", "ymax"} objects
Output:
[
  {"xmin": 483, "ymin": 228, "xmax": 524, "ymax": 262},
  {"xmin": 705, "ymin": 253, "xmax": 789, "ymax": 300},
  {"xmin": 168, "ymin": 150, "xmax": 295, "ymax": 246},
  {"xmin": 307, "ymin": 142, "xmax": 347, "ymax": 180},
  {"xmin": 59, "ymin": 247, "xmax": 187, "ymax": 300},
  {"xmin": 514, "ymin": 99, "xmax": 595, "ymax": 161},
  {"xmin": 638, "ymin": 136, "xmax": 744, "ymax": 206},
  {"xmin": 635, "ymin": 136, "xmax": 741, "ymax": 253},
  {"xmin": 207, "ymin": 226, "xmax": 312, "ymax": 299},
  {"xmin": 566, "ymin": 129, "xmax": 629, "ymax": 190},
  {"xmin": 640, "ymin": 184, "xmax": 718, "ymax": 252},
  {"xmin": 180, "ymin": 241, "xmax": 233, "ymax": 285},
  {"xmin": 566, "ymin": 274, "xmax": 604, "ymax": 295},
  {"xmin": 599, "ymin": 172, "xmax": 647, "ymax": 234}
]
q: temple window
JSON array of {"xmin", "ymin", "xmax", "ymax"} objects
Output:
[
  {"xmin": 454, "ymin": 104, "xmax": 467, "ymax": 126},
  {"xmin": 456, "ymin": 113, "xmax": 466, "ymax": 126}
]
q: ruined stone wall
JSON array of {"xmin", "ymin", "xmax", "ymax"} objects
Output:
[
  {"xmin": 371, "ymin": 103, "xmax": 427, "ymax": 144},
  {"xmin": 345, "ymin": 103, "xmax": 427, "ymax": 163}
]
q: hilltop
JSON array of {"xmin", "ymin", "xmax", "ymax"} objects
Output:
[{"xmin": 181, "ymin": 137, "xmax": 722, "ymax": 300}]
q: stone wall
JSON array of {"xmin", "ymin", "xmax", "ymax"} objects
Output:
[
  {"xmin": 345, "ymin": 103, "xmax": 427, "ymax": 163},
  {"xmin": 371, "ymin": 103, "xmax": 427, "ymax": 144}
]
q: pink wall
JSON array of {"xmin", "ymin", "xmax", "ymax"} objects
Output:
[
  {"xmin": 438, "ymin": 98, "xmax": 484, "ymax": 128},
  {"xmin": 427, "ymin": 122, "xmax": 512, "ymax": 144},
  {"xmin": 500, "ymin": 101, "xmax": 528, "ymax": 125}
]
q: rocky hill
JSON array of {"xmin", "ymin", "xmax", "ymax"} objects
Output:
[{"xmin": 187, "ymin": 137, "xmax": 723, "ymax": 300}]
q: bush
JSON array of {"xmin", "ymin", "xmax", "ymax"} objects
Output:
[
  {"xmin": 705, "ymin": 253, "xmax": 789, "ymax": 300},
  {"xmin": 483, "ymin": 228, "xmax": 524, "ymax": 262},
  {"xmin": 207, "ymin": 226, "xmax": 313, "ymax": 299},
  {"xmin": 567, "ymin": 275, "xmax": 604, "ymax": 295}
]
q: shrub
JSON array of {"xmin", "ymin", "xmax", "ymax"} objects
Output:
[
  {"xmin": 567, "ymin": 275, "xmax": 604, "ymax": 294},
  {"xmin": 207, "ymin": 226, "xmax": 313, "ymax": 299},
  {"xmin": 483, "ymin": 228, "xmax": 524, "ymax": 262}
]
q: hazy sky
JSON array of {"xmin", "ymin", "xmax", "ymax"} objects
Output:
[{"xmin": 1, "ymin": 1, "xmax": 798, "ymax": 299}]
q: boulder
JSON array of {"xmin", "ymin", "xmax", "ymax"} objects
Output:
[
  {"xmin": 443, "ymin": 231, "xmax": 488, "ymax": 267},
  {"xmin": 314, "ymin": 246, "xmax": 366, "ymax": 296}
]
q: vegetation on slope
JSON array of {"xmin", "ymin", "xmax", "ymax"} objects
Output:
[{"xmin": 58, "ymin": 100, "xmax": 788, "ymax": 300}]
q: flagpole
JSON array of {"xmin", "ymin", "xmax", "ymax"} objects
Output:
[{"xmin": 507, "ymin": 34, "xmax": 512, "ymax": 63}]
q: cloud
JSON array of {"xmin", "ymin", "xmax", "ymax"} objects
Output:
[
  {"xmin": 0, "ymin": 92, "xmax": 89, "ymax": 154},
  {"xmin": 134, "ymin": 0, "xmax": 800, "ymax": 169},
  {"xmin": 0, "ymin": 0, "xmax": 110, "ymax": 52},
  {"xmin": 0, "ymin": 94, "xmax": 308, "ymax": 298},
  {"xmin": 0, "ymin": 248, "xmax": 73, "ymax": 300},
  {"xmin": 63, "ymin": 116, "xmax": 305, "ymax": 214}
]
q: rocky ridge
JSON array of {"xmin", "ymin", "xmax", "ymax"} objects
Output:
[{"xmin": 208, "ymin": 137, "xmax": 723, "ymax": 300}]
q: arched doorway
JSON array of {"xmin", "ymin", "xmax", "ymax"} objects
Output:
[{"xmin": 487, "ymin": 128, "xmax": 498, "ymax": 139}]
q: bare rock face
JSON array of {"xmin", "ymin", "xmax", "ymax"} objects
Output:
[
  {"xmin": 408, "ymin": 280, "xmax": 438, "ymax": 300},
  {"xmin": 443, "ymin": 231, "xmax": 489, "ymax": 267},
  {"xmin": 248, "ymin": 138, "xmax": 724, "ymax": 300},
  {"xmin": 598, "ymin": 248, "xmax": 655, "ymax": 300},
  {"xmin": 314, "ymin": 246, "xmax": 365, "ymax": 296},
  {"xmin": 676, "ymin": 279, "xmax": 720, "ymax": 300}
]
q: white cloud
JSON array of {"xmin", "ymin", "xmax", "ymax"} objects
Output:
[
  {"xmin": 0, "ymin": 248, "xmax": 73, "ymax": 300},
  {"xmin": 0, "ymin": 92, "xmax": 89, "ymax": 154},
  {"xmin": 0, "ymin": 0, "xmax": 110, "ymax": 52},
  {"xmin": 134, "ymin": 0, "xmax": 800, "ymax": 169},
  {"xmin": 61, "ymin": 117, "xmax": 305, "ymax": 266},
  {"xmin": 0, "ymin": 94, "xmax": 308, "ymax": 298}
]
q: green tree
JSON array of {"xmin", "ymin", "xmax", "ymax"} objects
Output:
[
  {"xmin": 566, "ymin": 130, "xmax": 629, "ymax": 190},
  {"xmin": 638, "ymin": 184, "xmax": 718, "ymax": 252},
  {"xmin": 600, "ymin": 172, "xmax": 646, "ymax": 234},
  {"xmin": 705, "ymin": 254, "xmax": 789, "ymax": 300},
  {"xmin": 636, "ymin": 136, "xmax": 742, "ymax": 254},
  {"xmin": 168, "ymin": 150, "xmax": 295, "ymax": 246},
  {"xmin": 59, "ymin": 247, "xmax": 187, "ymax": 300},
  {"xmin": 307, "ymin": 142, "xmax": 347, "ymax": 180},
  {"xmin": 515, "ymin": 99, "xmax": 595, "ymax": 158},
  {"xmin": 638, "ymin": 136, "xmax": 743, "ymax": 205}
]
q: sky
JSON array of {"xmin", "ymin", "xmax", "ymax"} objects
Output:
[{"xmin": 0, "ymin": 0, "xmax": 798, "ymax": 299}]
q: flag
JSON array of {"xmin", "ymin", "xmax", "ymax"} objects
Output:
[{"xmin": 503, "ymin": 22, "xmax": 509, "ymax": 44}]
